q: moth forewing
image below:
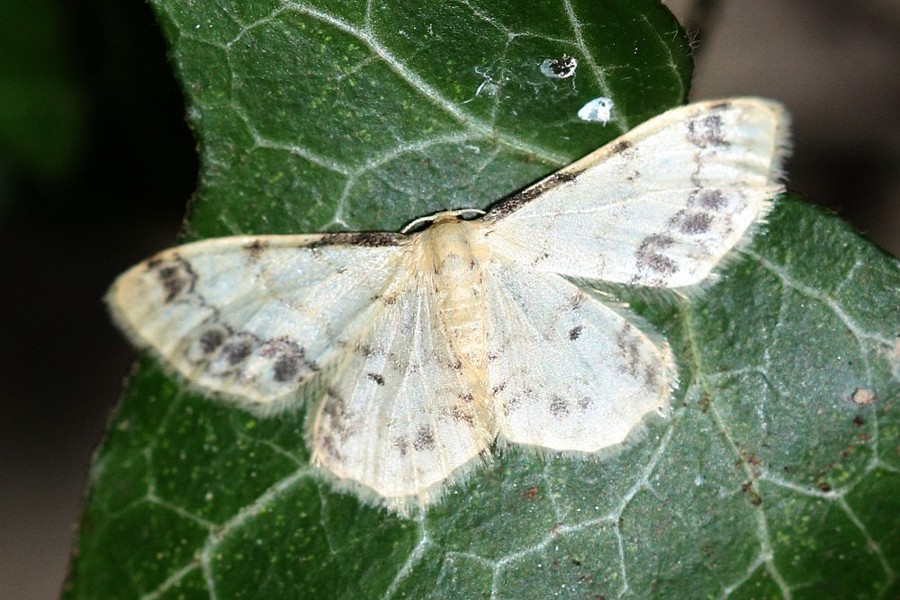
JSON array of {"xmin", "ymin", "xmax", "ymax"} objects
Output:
[
  {"xmin": 485, "ymin": 98, "xmax": 789, "ymax": 289},
  {"xmin": 106, "ymin": 234, "xmax": 406, "ymax": 412}
]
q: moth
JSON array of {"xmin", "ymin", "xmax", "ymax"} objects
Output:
[{"xmin": 108, "ymin": 98, "xmax": 789, "ymax": 512}]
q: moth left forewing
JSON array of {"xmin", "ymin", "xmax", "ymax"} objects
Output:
[
  {"xmin": 106, "ymin": 232, "xmax": 406, "ymax": 413},
  {"xmin": 485, "ymin": 98, "xmax": 789, "ymax": 288},
  {"xmin": 309, "ymin": 264, "xmax": 493, "ymax": 513}
]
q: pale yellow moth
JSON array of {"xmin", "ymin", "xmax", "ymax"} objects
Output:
[{"xmin": 108, "ymin": 98, "xmax": 789, "ymax": 512}]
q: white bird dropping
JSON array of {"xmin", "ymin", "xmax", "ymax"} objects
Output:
[
  {"xmin": 578, "ymin": 96, "xmax": 614, "ymax": 123},
  {"xmin": 107, "ymin": 98, "xmax": 790, "ymax": 513},
  {"xmin": 540, "ymin": 55, "xmax": 578, "ymax": 79}
]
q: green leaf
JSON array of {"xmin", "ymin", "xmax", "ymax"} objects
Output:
[{"xmin": 67, "ymin": 1, "xmax": 900, "ymax": 599}]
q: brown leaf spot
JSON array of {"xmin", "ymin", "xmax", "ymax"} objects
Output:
[
  {"xmin": 851, "ymin": 388, "xmax": 876, "ymax": 406},
  {"xmin": 740, "ymin": 482, "xmax": 763, "ymax": 506},
  {"xmin": 698, "ymin": 395, "xmax": 711, "ymax": 414}
]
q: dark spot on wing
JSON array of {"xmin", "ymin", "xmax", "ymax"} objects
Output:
[
  {"xmin": 358, "ymin": 342, "xmax": 388, "ymax": 358},
  {"xmin": 550, "ymin": 396, "xmax": 569, "ymax": 416},
  {"xmin": 185, "ymin": 323, "xmax": 232, "ymax": 366},
  {"xmin": 643, "ymin": 362, "xmax": 662, "ymax": 389},
  {"xmin": 148, "ymin": 256, "xmax": 197, "ymax": 302},
  {"xmin": 568, "ymin": 325, "xmax": 583, "ymax": 341},
  {"xmin": 616, "ymin": 324, "xmax": 642, "ymax": 378},
  {"xmin": 670, "ymin": 210, "xmax": 714, "ymax": 235},
  {"xmin": 486, "ymin": 171, "xmax": 580, "ymax": 219},
  {"xmin": 504, "ymin": 386, "xmax": 537, "ymax": 415},
  {"xmin": 318, "ymin": 391, "xmax": 354, "ymax": 443},
  {"xmin": 222, "ymin": 339, "xmax": 253, "ymax": 365},
  {"xmin": 394, "ymin": 438, "xmax": 409, "ymax": 456},
  {"xmin": 577, "ymin": 396, "xmax": 592, "ymax": 411},
  {"xmin": 259, "ymin": 338, "xmax": 311, "ymax": 382},
  {"xmin": 636, "ymin": 235, "xmax": 677, "ymax": 276},
  {"xmin": 305, "ymin": 232, "xmax": 404, "ymax": 248},
  {"xmin": 451, "ymin": 396, "xmax": 476, "ymax": 427},
  {"xmin": 413, "ymin": 426, "xmax": 436, "ymax": 451},
  {"xmin": 404, "ymin": 361, "xmax": 421, "ymax": 375},
  {"xmin": 683, "ymin": 212, "xmax": 713, "ymax": 235},
  {"xmin": 570, "ymin": 291, "xmax": 586, "ymax": 310},
  {"xmin": 322, "ymin": 389, "xmax": 346, "ymax": 419},
  {"xmin": 243, "ymin": 239, "xmax": 269, "ymax": 259},
  {"xmin": 319, "ymin": 433, "xmax": 342, "ymax": 460},
  {"xmin": 199, "ymin": 328, "xmax": 225, "ymax": 353},
  {"xmin": 611, "ymin": 140, "xmax": 632, "ymax": 154},
  {"xmin": 273, "ymin": 354, "xmax": 300, "ymax": 382},
  {"xmin": 529, "ymin": 251, "xmax": 551, "ymax": 267},
  {"xmin": 687, "ymin": 114, "xmax": 729, "ymax": 148},
  {"xmin": 367, "ymin": 372, "xmax": 385, "ymax": 386},
  {"xmin": 690, "ymin": 188, "xmax": 726, "ymax": 210},
  {"xmin": 377, "ymin": 293, "xmax": 398, "ymax": 305}
]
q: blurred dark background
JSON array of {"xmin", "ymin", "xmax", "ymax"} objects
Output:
[{"xmin": 0, "ymin": 0, "xmax": 897, "ymax": 597}]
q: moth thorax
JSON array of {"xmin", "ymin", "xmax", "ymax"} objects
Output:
[{"xmin": 420, "ymin": 218, "xmax": 490, "ymax": 382}]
